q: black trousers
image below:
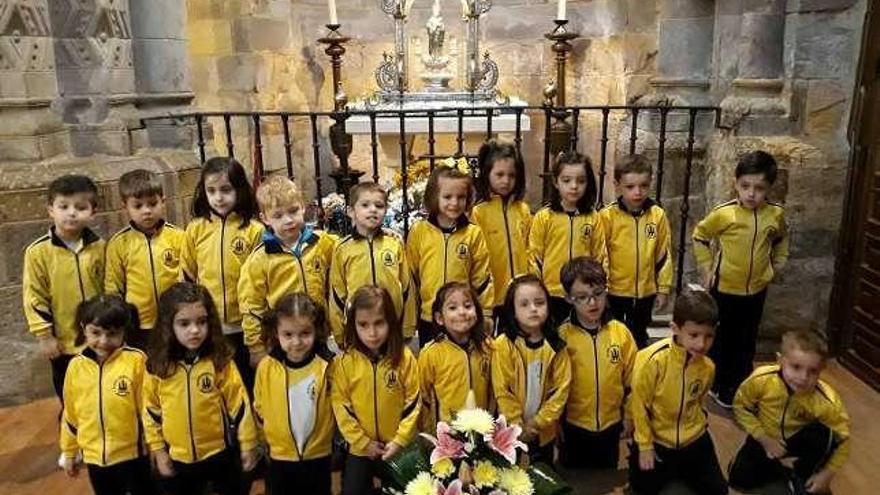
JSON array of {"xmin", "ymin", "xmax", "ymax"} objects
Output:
[
  {"xmin": 342, "ymin": 454, "xmax": 382, "ymax": 495},
  {"xmin": 87, "ymin": 456, "xmax": 156, "ymax": 495},
  {"xmin": 608, "ymin": 294, "xmax": 656, "ymax": 348},
  {"xmin": 560, "ymin": 421, "xmax": 622, "ymax": 469},
  {"xmin": 526, "ymin": 440, "xmax": 556, "ymax": 467},
  {"xmin": 709, "ymin": 289, "xmax": 767, "ymax": 403},
  {"xmin": 50, "ymin": 353, "xmax": 74, "ymax": 401},
  {"xmin": 227, "ymin": 332, "xmax": 254, "ymax": 396},
  {"xmin": 729, "ymin": 422, "xmax": 836, "ymax": 490},
  {"xmin": 163, "ymin": 450, "xmax": 243, "ymax": 495},
  {"xmin": 549, "ymin": 297, "xmax": 572, "ymax": 327},
  {"xmin": 628, "ymin": 433, "xmax": 728, "ymax": 495},
  {"xmin": 268, "ymin": 456, "xmax": 331, "ymax": 495}
]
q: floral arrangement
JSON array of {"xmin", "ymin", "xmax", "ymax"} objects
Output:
[{"xmin": 400, "ymin": 404, "xmax": 533, "ymax": 495}]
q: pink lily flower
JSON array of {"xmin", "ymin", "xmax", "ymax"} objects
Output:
[
  {"xmin": 485, "ymin": 415, "xmax": 528, "ymax": 464},
  {"xmin": 434, "ymin": 479, "xmax": 464, "ymax": 495},
  {"xmin": 421, "ymin": 421, "xmax": 466, "ymax": 463}
]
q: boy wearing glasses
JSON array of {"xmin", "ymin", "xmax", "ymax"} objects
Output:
[{"xmin": 558, "ymin": 256, "xmax": 637, "ymax": 468}]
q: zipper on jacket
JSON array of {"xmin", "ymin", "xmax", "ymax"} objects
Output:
[
  {"xmin": 368, "ymin": 238, "xmax": 377, "ymax": 285},
  {"xmin": 634, "ymin": 215, "xmax": 640, "ymax": 299},
  {"xmin": 220, "ymin": 217, "xmax": 228, "ymax": 322},
  {"xmin": 746, "ymin": 209, "xmax": 758, "ymax": 294},
  {"xmin": 502, "ymin": 202, "xmax": 515, "ymax": 280},
  {"xmin": 443, "ymin": 234, "xmax": 451, "ymax": 283},
  {"xmin": 98, "ymin": 362, "xmax": 107, "ymax": 465},
  {"xmin": 146, "ymin": 236, "xmax": 160, "ymax": 310},
  {"xmin": 568, "ymin": 215, "xmax": 574, "ymax": 261},
  {"xmin": 73, "ymin": 252, "xmax": 87, "ymax": 301},
  {"xmin": 675, "ymin": 356, "xmax": 688, "ymax": 448},
  {"xmin": 185, "ymin": 365, "xmax": 198, "ymax": 462},
  {"xmin": 372, "ymin": 361, "xmax": 380, "ymax": 440},
  {"xmin": 296, "ymin": 257, "xmax": 308, "ymax": 297},
  {"xmin": 283, "ymin": 368, "xmax": 302, "ymax": 461},
  {"xmin": 592, "ymin": 334, "xmax": 601, "ymax": 431}
]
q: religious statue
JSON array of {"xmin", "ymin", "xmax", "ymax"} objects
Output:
[
  {"xmin": 426, "ymin": 0, "xmax": 446, "ymax": 59},
  {"xmin": 420, "ymin": 0, "xmax": 453, "ymax": 91}
]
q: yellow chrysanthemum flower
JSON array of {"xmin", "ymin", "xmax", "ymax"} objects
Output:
[
  {"xmin": 405, "ymin": 472, "xmax": 436, "ymax": 495},
  {"xmin": 472, "ymin": 460, "xmax": 499, "ymax": 488},
  {"xmin": 497, "ymin": 467, "xmax": 534, "ymax": 495},
  {"xmin": 431, "ymin": 457, "xmax": 455, "ymax": 478},
  {"xmin": 452, "ymin": 408, "xmax": 495, "ymax": 435}
]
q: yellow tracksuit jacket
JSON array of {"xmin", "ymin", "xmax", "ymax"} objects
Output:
[
  {"xmin": 143, "ymin": 357, "xmax": 258, "ymax": 463},
  {"xmin": 692, "ymin": 200, "xmax": 789, "ymax": 295},
  {"xmin": 631, "ymin": 337, "xmax": 715, "ymax": 452},
  {"xmin": 60, "ymin": 347, "xmax": 147, "ymax": 466},
  {"xmin": 471, "ymin": 197, "xmax": 532, "ymax": 307},
  {"xmin": 528, "ymin": 206, "xmax": 607, "ymax": 298},
  {"xmin": 491, "ymin": 333, "xmax": 571, "ymax": 446},
  {"xmin": 559, "ymin": 316, "xmax": 637, "ymax": 431},
  {"xmin": 418, "ymin": 335, "xmax": 493, "ymax": 430},
  {"xmin": 253, "ymin": 349, "xmax": 335, "ymax": 461},
  {"xmin": 406, "ymin": 217, "xmax": 494, "ymax": 321},
  {"xmin": 180, "ymin": 213, "xmax": 264, "ymax": 326},
  {"xmin": 22, "ymin": 227, "xmax": 105, "ymax": 354},
  {"xmin": 330, "ymin": 347, "xmax": 420, "ymax": 457},
  {"xmin": 105, "ymin": 221, "xmax": 185, "ymax": 330},
  {"xmin": 329, "ymin": 229, "xmax": 417, "ymax": 343},
  {"xmin": 733, "ymin": 364, "xmax": 850, "ymax": 471},
  {"xmin": 600, "ymin": 198, "xmax": 673, "ymax": 298},
  {"xmin": 238, "ymin": 227, "xmax": 336, "ymax": 353}
]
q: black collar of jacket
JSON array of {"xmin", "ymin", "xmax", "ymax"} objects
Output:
[
  {"xmin": 350, "ymin": 228, "xmax": 387, "ymax": 241},
  {"xmin": 569, "ymin": 308, "xmax": 612, "ymax": 335},
  {"xmin": 428, "ymin": 214, "xmax": 470, "ymax": 233},
  {"xmin": 50, "ymin": 225, "xmax": 101, "ymax": 248},
  {"xmin": 269, "ymin": 346, "xmax": 317, "ymax": 369},
  {"xmin": 263, "ymin": 228, "xmax": 319, "ymax": 254},
  {"xmin": 435, "ymin": 329, "xmax": 474, "ymax": 351},
  {"xmin": 129, "ymin": 219, "xmax": 167, "ymax": 238},
  {"xmin": 548, "ymin": 199, "xmax": 593, "ymax": 215},
  {"xmin": 615, "ymin": 196, "xmax": 656, "ymax": 217}
]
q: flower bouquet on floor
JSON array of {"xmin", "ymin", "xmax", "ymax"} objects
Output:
[{"xmin": 381, "ymin": 393, "xmax": 571, "ymax": 495}]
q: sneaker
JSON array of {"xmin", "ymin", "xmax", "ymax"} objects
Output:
[{"xmin": 709, "ymin": 390, "xmax": 733, "ymax": 409}]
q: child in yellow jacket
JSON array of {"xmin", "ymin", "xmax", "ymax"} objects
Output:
[
  {"xmin": 406, "ymin": 159, "xmax": 493, "ymax": 346},
  {"xmin": 557, "ymin": 257, "xmax": 636, "ymax": 469},
  {"xmin": 60, "ymin": 294, "xmax": 155, "ymax": 495},
  {"xmin": 693, "ymin": 150, "xmax": 789, "ymax": 407},
  {"xmin": 600, "ymin": 154, "xmax": 673, "ymax": 348},
  {"xmin": 529, "ymin": 151, "xmax": 607, "ymax": 325},
  {"xmin": 730, "ymin": 330, "xmax": 850, "ymax": 494},
  {"xmin": 492, "ymin": 274, "xmax": 571, "ymax": 465},
  {"xmin": 472, "ymin": 140, "xmax": 532, "ymax": 311},
  {"xmin": 180, "ymin": 157, "xmax": 264, "ymax": 390},
  {"xmin": 23, "ymin": 175, "xmax": 105, "ymax": 400},
  {"xmin": 105, "ymin": 169, "xmax": 185, "ymax": 350},
  {"xmin": 143, "ymin": 283, "xmax": 258, "ymax": 495},
  {"xmin": 331, "ymin": 286, "xmax": 420, "ymax": 495},
  {"xmin": 329, "ymin": 182, "xmax": 416, "ymax": 346},
  {"xmin": 238, "ymin": 175, "xmax": 336, "ymax": 365},
  {"xmin": 629, "ymin": 290, "xmax": 726, "ymax": 495},
  {"xmin": 253, "ymin": 293, "xmax": 335, "ymax": 495}
]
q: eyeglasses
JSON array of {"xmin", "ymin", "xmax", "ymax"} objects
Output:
[{"xmin": 566, "ymin": 287, "xmax": 607, "ymax": 306}]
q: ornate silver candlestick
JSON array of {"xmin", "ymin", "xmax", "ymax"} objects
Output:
[{"xmin": 376, "ymin": 0, "xmax": 413, "ymax": 93}]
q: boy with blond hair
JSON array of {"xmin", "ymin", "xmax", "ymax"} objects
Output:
[
  {"xmin": 105, "ymin": 169, "xmax": 185, "ymax": 350},
  {"xmin": 238, "ymin": 175, "xmax": 336, "ymax": 365}
]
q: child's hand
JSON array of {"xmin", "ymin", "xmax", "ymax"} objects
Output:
[
  {"xmin": 523, "ymin": 419, "xmax": 540, "ymax": 441},
  {"xmin": 638, "ymin": 450, "xmax": 656, "ymax": 471},
  {"xmin": 756, "ymin": 435, "xmax": 786, "ymax": 459},
  {"xmin": 655, "ymin": 294, "xmax": 668, "ymax": 312},
  {"xmin": 38, "ymin": 335, "xmax": 63, "ymax": 360},
  {"xmin": 61, "ymin": 456, "xmax": 80, "ymax": 477},
  {"xmin": 381, "ymin": 441, "xmax": 402, "ymax": 461},
  {"xmin": 622, "ymin": 419, "xmax": 634, "ymax": 440},
  {"xmin": 805, "ymin": 468, "xmax": 834, "ymax": 493},
  {"xmin": 366, "ymin": 441, "xmax": 385, "ymax": 460},
  {"xmin": 249, "ymin": 349, "xmax": 267, "ymax": 368},
  {"xmin": 152, "ymin": 449, "xmax": 175, "ymax": 478},
  {"xmin": 240, "ymin": 448, "xmax": 259, "ymax": 472}
]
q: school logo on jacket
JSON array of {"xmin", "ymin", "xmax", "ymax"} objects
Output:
[
  {"xmin": 113, "ymin": 376, "xmax": 132, "ymax": 397},
  {"xmin": 689, "ymin": 379, "xmax": 703, "ymax": 399},
  {"xmin": 313, "ymin": 258, "xmax": 323, "ymax": 272},
  {"xmin": 581, "ymin": 224, "xmax": 593, "ymax": 238},
  {"xmin": 384, "ymin": 369, "xmax": 399, "ymax": 390},
  {"xmin": 607, "ymin": 345, "xmax": 622, "ymax": 364},
  {"xmin": 231, "ymin": 237, "xmax": 248, "ymax": 256},
  {"xmin": 456, "ymin": 243, "xmax": 469, "ymax": 259},
  {"xmin": 197, "ymin": 372, "xmax": 215, "ymax": 393},
  {"xmin": 162, "ymin": 249, "xmax": 180, "ymax": 269},
  {"xmin": 382, "ymin": 249, "xmax": 396, "ymax": 267},
  {"xmin": 765, "ymin": 226, "xmax": 779, "ymax": 240},
  {"xmin": 645, "ymin": 223, "xmax": 657, "ymax": 240}
]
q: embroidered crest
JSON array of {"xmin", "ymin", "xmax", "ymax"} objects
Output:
[
  {"xmin": 645, "ymin": 223, "xmax": 657, "ymax": 239},
  {"xmin": 197, "ymin": 372, "xmax": 215, "ymax": 393},
  {"xmin": 162, "ymin": 249, "xmax": 179, "ymax": 268},
  {"xmin": 113, "ymin": 376, "xmax": 132, "ymax": 397},
  {"xmin": 581, "ymin": 224, "xmax": 593, "ymax": 238},
  {"xmin": 607, "ymin": 345, "xmax": 622, "ymax": 364},
  {"xmin": 231, "ymin": 237, "xmax": 248, "ymax": 256},
  {"xmin": 384, "ymin": 369, "xmax": 399, "ymax": 390},
  {"xmin": 382, "ymin": 249, "xmax": 395, "ymax": 266},
  {"xmin": 689, "ymin": 379, "xmax": 703, "ymax": 398},
  {"xmin": 457, "ymin": 243, "xmax": 469, "ymax": 259}
]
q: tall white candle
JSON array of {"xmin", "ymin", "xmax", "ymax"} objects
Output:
[
  {"xmin": 557, "ymin": 0, "xmax": 566, "ymax": 21},
  {"xmin": 461, "ymin": 0, "xmax": 470, "ymax": 15},
  {"xmin": 328, "ymin": 0, "xmax": 338, "ymax": 25}
]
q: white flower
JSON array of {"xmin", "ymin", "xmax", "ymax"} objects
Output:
[
  {"xmin": 452, "ymin": 408, "xmax": 495, "ymax": 435},
  {"xmin": 405, "ymin": 472, "xmax": 436, "ymax": 495}
]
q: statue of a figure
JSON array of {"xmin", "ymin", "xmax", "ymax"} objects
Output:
[{"xmin": 426, "ymin": 0, "xmax": 445, "ymax": 60}]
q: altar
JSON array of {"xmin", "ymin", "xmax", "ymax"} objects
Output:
[{"xmin": 345, "ymin": 99, "xmax": 532, "ymax": 135}]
